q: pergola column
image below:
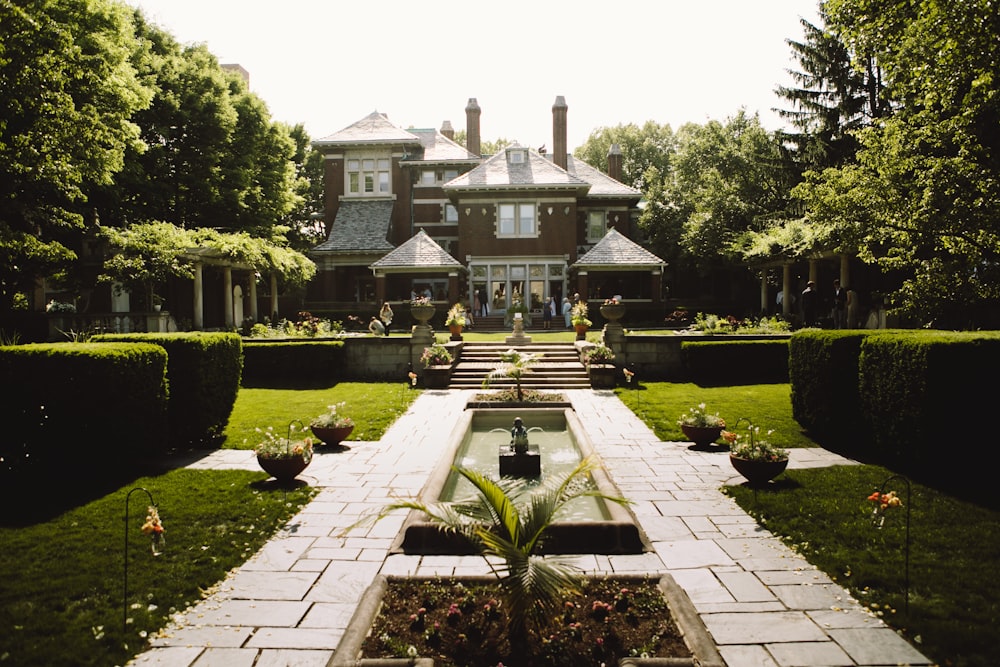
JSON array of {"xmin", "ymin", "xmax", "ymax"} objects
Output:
[
  {"xmin": 193, "ymin": 262, "xmax": 204, "ymax": 330},
  {"xmin": 249, "ymin": 276, "xmax": 258, "ymax": 322},
  {"xmin": 759, "ymin": 272, "xmax": 768, "ymax": 314},
  {"xmin": 270, "ymin": 274, "xmax": 278, "ymax": 321},
  {"xmin": 839, "ymin": 254, "xmax": 851, "ymax": 288},
  {"xmin": 782, "ymin": 263, "xmax": 792, "ymax": 315},
  {"xmin": 223, "ymin": 267, "xmax": 234, "ymax": 329}
]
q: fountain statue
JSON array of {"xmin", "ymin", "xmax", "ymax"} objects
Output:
[{"xmin": 499, "ymin": 416, "xmax": 540, "ymax": 477}]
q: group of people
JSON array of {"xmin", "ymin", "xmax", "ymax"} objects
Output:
[
  {"xmin": 798, "ymin": 278, "xmax": 856, "ymax": 328},
  {"xmin": 368, "ymin": 301, "xmax": 394, "ymax": 335}
]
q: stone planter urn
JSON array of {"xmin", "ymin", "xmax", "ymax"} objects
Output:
[
  {"xmin": 599, "ymin": 303, "xmax": 625, "ymax": 322},
  {"xmin": 310, "ymin": 424, "xmax": 354, "ymax": 446},
  {"xmin": 410, "ymin": 303, "xmax": 435, "ymax": 325},
  {"xmin": 729, "ymin": 454, "xmax": 789, "ymax": 487},
  {"xmin": 680, "ymin": 424, "xmax": 724, "ymax": 448},
  {"xmin": 588, "ymin": 363, "xmax": 617, "ymax": 389},
  {"xmin": 422, "ymin": 365, "xmax": 452, "ymax": 389}
]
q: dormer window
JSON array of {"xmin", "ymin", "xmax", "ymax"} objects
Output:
[
  {"xmin": 346, "ymin": 154, "xmax": 391, "ymax": 195},
  {"xmin": 507, "ymin": 148, "xmax": 527, "ymax": 164}
]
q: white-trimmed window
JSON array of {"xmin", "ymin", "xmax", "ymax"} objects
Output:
[
  {"xmin": 443, "ymin": 168, "xmax": 458, "ymax": 181},
  {"xmin": 421, "ymin": 170, "xmax": 436, "ymax": 185},
  {"xmin": 445, "ymin": 204, "xmax": 458, "ymax": 222},
  {"xmin": 347, "ymin": 156, "xmax": 391, "ymax": 195},
  {"xmin": 498, "ymin": 202, "xmax": 537, "ymax": 237},
  {"xmin": 587, "ymin": 210, "xmax": 606, "ymax": 241}
]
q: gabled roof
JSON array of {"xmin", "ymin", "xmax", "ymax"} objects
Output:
[
  {"xmin": 312, "ymin": 111, "xmax": 422, "ymax": 148},
  {"xmin": 444, "ymin": 146, "xmax": 590, "ymax": 193},
  {"xmin": 573, "ymin": 227, "xmax": 666, "ymax": 269},
  {"xmin": 370, "ymin": 229, "xmax": 464, "ymax": 271},
  {"xmin": 404, "ymin": 128, "xmax": 480, "ymax": 164},
  {"xmin": 312, "ymin": 200, "xmax": 395, "ymax": 253},
  {"xmin": 564, "ymin": 156, "xmax": 642, "ymax": 199}
]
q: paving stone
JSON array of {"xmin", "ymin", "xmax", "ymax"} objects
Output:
[
  {"xmin": 190, "ymin": 647, "xmax": 257, "ymax": 666},
  {"xmin": 305, "ymin": 560, "xmax": 380, "ymax": 603},
  {"xmin": 253, "ymin": 649, "xmax": 336, "ymax": 667},
  {"xmin": 128, "ymin": 647, "xmax": 205, "ymax": 666},
  {"xmin": 828, "ymin": 627, "xmax": 932, "ymax": 665},
  {"xmin": 299, "ymin": 603, "xmax": 356, "ymax": 629},
  {"xmin": 702, "ymin": 611, "xmax": 828, "ymax": 644},
  {"xmin": 669, "ymin": 568, "xmax": 734, "ymax": 605},
  {"xmin": 225, "ymin": 570, "xmax": 318, "ymax": 601},
  {"xmin": 150, "ymin": 625, "xmax": 253, "ymax": 648},
  {"xmin": 717, "ymin": 643, "xmax": 779, "ymax": 667},
  {"xmin": 194, "ymin": 600, "xmax": 310, "ymax": 627},
  {"xmin": 807, "ymin": 608, "xmax": 883, "ymax": 630},
  {"xmin": 769, "ymin": 583, "xmax": 856, "ymax": 611},
  {"xmin": 654, "ymin": 539, "xmax": 734, "ymax": 569},
  {"xmin": 716, "ymin": 571, "xmax": 776, "ymax": 603},
  {"xmin": 765, "ymin": 640, "xmax": 853, "ymax": 666},
  {"xmin": 245, "ymin": 627, "xmax": 341, "ymax": 650}
]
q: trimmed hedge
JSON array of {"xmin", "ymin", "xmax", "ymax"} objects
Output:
[
  {"xmin": 789, "ymin": 330, "xmax": 877, "ymax": 446},
  {"xmin": 680, "ymin": 339, "xmax": 789, "ymax": 385},
  {"xmin": 93, "ymin": 332, "xmax": 242, "ymax": 447},
  {"xmin": 241, "ymin": 340, "xmax": 345, "ymax": 387},
  {"xmin": 859, "ymin": 331, "xmax": 1000, "ymax": 485},
  {"xmin": 0, "ymin": 342, "xmax": 168, "ymax": 471}
]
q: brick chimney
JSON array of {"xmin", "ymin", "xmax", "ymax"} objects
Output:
[
  {"xmin": 465, "ymin": 98, "xmax": 481, "ymax": 156},
  {"xmin": 607, "ymin": 143, "xmax": 623, "ymax": 181},
  {"xmin": 552, "ymin": 95, "xmax": 568, "ymax": 170},
  {"xmin": 440, "ymin": 120, "xmax": 454, "ymax": 140}
]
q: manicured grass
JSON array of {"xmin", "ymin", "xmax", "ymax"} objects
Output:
[
  {"xmin": 223, "ymin": 381, "xmax": 420, "ymax": 449},
  {"xmin": 0, "ymin": 468, "xmax": 316, "ymax": 667},
  {"xmin": 614, "ymin": 382, "xmax": 811, "ymax": 447},
  {"xmin": 621, "ymin": 381, "xmax": 998, "ymax": 667},
  {"xmin": 725, "ymin": 466, "xmax": 1000, "ymax": 667},
  {"xmin": 0, "ymin": 382, "xmax": 415, "ymax": 666}
]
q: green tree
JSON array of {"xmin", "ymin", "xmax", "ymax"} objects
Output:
[
  {"xmin": 0, "ymin": 0, "xmax": 152, "ymax": 310},
  {"xmin": 775, "ymin": 13, "xmax": 887, "ymax": 171},
  {"xmin": 284, "ymin": 123, "xmax": 326, "ymax": 248},
  {"xmin": 573, "ymin": 121, "xmax": 676, "ymax": 191},
  {"xmin": 794, "ymin": 0, "xmax": 1000, "ymax": 327}
]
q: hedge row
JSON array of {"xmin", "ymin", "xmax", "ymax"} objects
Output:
[
  {"xmin": 93, "ymin": 332, "xmax": 243, "ymax": 446},
  {"xmin": 240, "ymin": 340, "xmax": 345, "ymax": 387},
  {"xmin": 1, "ymin": 342, "xmax": 169, "ymax": 471},
  {"xmin": 680, "ymin": 339, "xmax": 790, "ymax": 385},
  {"xmin": 790, "ymin": 329, "xmax": 1000, "ymax": 489}
]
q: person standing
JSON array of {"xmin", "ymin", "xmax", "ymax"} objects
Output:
[
  {"xmin": 832, "ymin": 279, "xmax": 847, "ymax": 329},
  {"xmin": 542, "ymin": 296, "xmax": 553, "ymax": 329},
  {"xmin": 801, "ymin": 281, "xmax": 818, "ymax": 327},
  {"xmin": 562, "ymin": 296, "xmax": 572, "ymax": 328},
  {"xmin": 379, "ymin": 302, "xmax": 393, "ymax": 336}
]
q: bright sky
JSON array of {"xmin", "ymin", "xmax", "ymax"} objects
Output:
[{"xmin": 128, "ymin": 0, "xmax": 820, "ymax": 151}]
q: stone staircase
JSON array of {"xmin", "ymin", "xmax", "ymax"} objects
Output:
[{"xmin": 449, "ymin": 341, "xmax": 590, "ymax": 390}]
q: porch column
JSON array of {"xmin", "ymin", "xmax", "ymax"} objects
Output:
[
  {"xmin": 223, "ymin": 267, "xmax": 234, "ymax": 329},
  {"xmin": 193, "ymin": 262, "xmax": 204, "ymax": 330},
  {"xmin": 249, "ymin": 276, "xmax": 259, "ymax": 322},
  {"xmin": 782, "ymin": 263, "xmax": 792, "ymax": 315},
  {"xmin": 651, "ymin": 269, "xmax": 662, "ymax": 304},
  {"xmin": 839, "ymin": 254, "xmax": 850, "ymax": 288},
  {"xmin": 374, "ymin": 271, "xmax": 386, "ymax": 305},
  {"xmin": 760, "ymin": 272, "xmax": 768, "ymax": 314},
  {"xmin": 577, "ymin": 271, "xmax": 588, "ymax": 302},
  {"xmin": 269, "ymin": 274, "xmax": 279, "ymax": 321},
  {"xmin": 448, "ymin": 271, "xmax": 459, "ymax": 303}
]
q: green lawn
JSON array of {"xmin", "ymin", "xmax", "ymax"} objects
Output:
[{"xmin": 2, "ymin": 379, "xmax": 995, "ymax": 667}]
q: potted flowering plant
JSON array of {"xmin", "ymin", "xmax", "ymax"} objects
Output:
[
  {"xmin": 676, "ymin": 403, "xmax": 726, "ymax": 448},
  {"xmin": 420, "ymin": 342, "xmax": 454, "ymax": 389},
  {"xmin": 310, "ymin": 402, "xmax": 355, "ymax": 446},
  {"xmin": 570, "ymin": 301, "xmax": 592, "ymax": 339},
  {"xmin": 583, "ymin": 343, "xmax": 617, "ymax": 388},
  {"xmin": 445, "ymin": 303, "xmax": 467, "ymax": 340},
  {"xmin": 723, "ymin": 418, "xmax": 789, "ymax": 486},
  {"xmin": 254, "ymin": 423, "xmax": 313, "ymax": 483}
]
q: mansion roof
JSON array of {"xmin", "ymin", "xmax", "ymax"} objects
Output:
[
  {"xmin": 574, "ymin": 228, "xmax": 666, "ymax": 269},
  {"xmin": 312, "ymin": 111, "xmax": 422, "ymax": 148},
  {"xmin": 312, "ymin": 200, "xmax": 395, "ymax": 253},
  {"xmin": 444, "ymin": 146, "xmax": 591, "ymax": 193},
  {"xmin": 369, "ymin": 229, "xmax": 463, "ymax": 271},
  {"xmin": 405, "ymin": 128, "xmax": 479, "ymax": 164}
]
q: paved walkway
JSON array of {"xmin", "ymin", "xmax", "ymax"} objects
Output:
[{"xmin": 129, "ymin": 390, "xmax": 932, "ymax": 667}]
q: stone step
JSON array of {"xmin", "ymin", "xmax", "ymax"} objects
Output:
[{"xmin": 450, "ymin": 341, "xmax": 589, "ymax": 390}]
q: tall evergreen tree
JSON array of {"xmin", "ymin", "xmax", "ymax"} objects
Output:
[{"xmin": 775, "ymin": 13, "xmax": 887, "ymax": 171}]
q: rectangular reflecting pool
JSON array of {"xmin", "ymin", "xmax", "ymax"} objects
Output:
[{"xmin": 393, "ymin": 407, "xmax": 650, "ymax": 555}]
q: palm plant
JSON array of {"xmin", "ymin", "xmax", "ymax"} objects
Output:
[
  {"xmin": 349, "ymin": 456, "xmax": 629, "ymax": 649},
  {"xmin": 481, "ymin": 348, "xmax": 539, "ymax": 401}
]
